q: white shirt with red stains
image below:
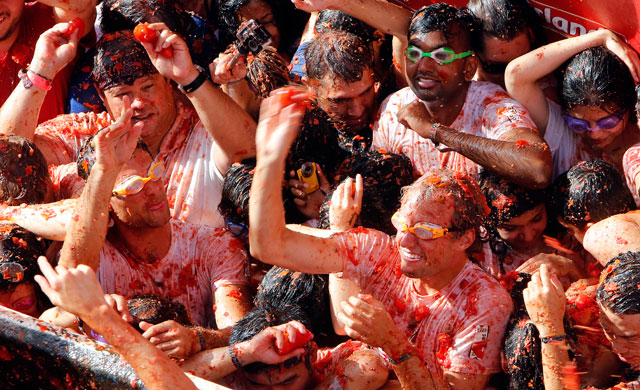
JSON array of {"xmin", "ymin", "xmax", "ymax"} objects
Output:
[
  {"xmin": 544, "ymin": 99, "xmax": 596, "ymax": 180},
  {"xmin": 623, "ymin": 142, "xmax": 640, "ymax": 207},
  {"xmin": 334, "ymin": 228, "xmax": 513, "ymax": 377},
  {"xmin": 372, "ymin": 81, "xmax": 537, "ymax": 178},
  {"xmin": 35, "ymin": 102, "xmax": 225, "ymax": 227},
  {"xmin": 97, "ymin": 220, "xmax": 249, "ymax": 327}
]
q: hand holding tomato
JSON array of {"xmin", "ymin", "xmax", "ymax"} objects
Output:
[{"xmin": 133, "ymin": 23, "xmax": 173, "ymax": 58}]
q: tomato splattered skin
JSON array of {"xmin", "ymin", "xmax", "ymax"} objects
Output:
[{"xmin": 133, "ymin": 23, "xmax": 173, "ymax": 58}]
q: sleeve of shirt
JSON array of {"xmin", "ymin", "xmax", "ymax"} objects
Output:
[
  {"xmin": 447, "ymin": 282, "xmax": 513, "ymax": 374},
  {"xmin": 372, "ymin": 92, "xmax": 405, "ymax": 153},
  {"xmin": 482, "ymin": 95, "xmax": 538, "ymax": 141},
  {"xmin": 332, "ymin": 229, "xmax": 396, "ymax": 289},
  {"xmin": 544, "ymin": 99, "xmax": 579, "ymax": 178},
  {"xmin": 198, "ymin": 227, "xmax": 250, "ymax": 290},
  {"xmin": 623, "ymin": 143, "xmax": 640, "ymax": 206},
  {"xmin": 48, "ymin": 163, "xmax": 85, "ymax": 200}
]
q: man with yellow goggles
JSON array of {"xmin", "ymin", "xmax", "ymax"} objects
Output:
[{"xmin": 112, "ymin": 162, "xmax": 164, "ymax": 199}]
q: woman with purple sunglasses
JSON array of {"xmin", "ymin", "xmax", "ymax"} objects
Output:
[{"xmin": 505, "ymin": 29, "xmax": 640, "ymax": 180}]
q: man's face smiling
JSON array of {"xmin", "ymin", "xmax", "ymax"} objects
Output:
[
  {"xmin": 405, "ymin": 27, "xmax": 474, "ymax": 103},
  {"xmin": 0, "ymin": 0, "xmax": 24, "ymax": 45},
  {"xmin": 101, "ymin": 74, "xmax": 176, "ymax": 144},
  {"xmin": 394, "ymin": 190, "xmax": 467, "ymax": 280}
]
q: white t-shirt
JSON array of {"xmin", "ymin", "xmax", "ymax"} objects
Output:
[
  {"xmin": 372, "ymin": 81, "xmax": 537, "ymax": 177},
  {"xmin": 35, "ymin": 102, "xmax": 225, "ymax": 227},
  {"xmin": 333, "ymin": 228, "xmax": 513, "ymax": 377},
  {"xmin": 97, "ymin": 219, "xmax": 249, "ymax": 327},
  {"xmin": 543, "ymin": 99, "xmax": 594, "ymax": 179}
]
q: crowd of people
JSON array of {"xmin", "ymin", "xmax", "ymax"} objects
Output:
[{"xmin": 1, "ymin": 0, "xmax": 640, "ymax": 389}]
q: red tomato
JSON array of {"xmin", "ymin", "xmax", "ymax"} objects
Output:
[
  {"xmin": 133, "ymin": 23, "xmax": 157, "ymax": 43},
  {"xmin": 159, "ymin": 47, "xmax": 173, "ymax": 58},
  {"xmin": 64, "ymin": 17, "xmax": 85, "ymax": 38},
  {"xmin": 277, "ymin": 328, "xmax": 313, "ymax": 355}
]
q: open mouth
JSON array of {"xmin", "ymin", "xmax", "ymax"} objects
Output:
[
  {"xmin": 132, "ymin": 113, "xmax": 153, "ymax": 123},
  {"xmin": 399, "ymin": 248, "xmax": 424, "ymax": 263},
  {"xmin": 415, "ymin": 76, "xmax": 439, "ymax": 89},
  {"xmin": 0, "ymin": 14, "xmax": 9, "ymax": 24}
]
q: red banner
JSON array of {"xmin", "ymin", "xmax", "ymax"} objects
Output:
[{"xmin": 396, "ymin": 0, "xmax": 640, "ymax": 52}]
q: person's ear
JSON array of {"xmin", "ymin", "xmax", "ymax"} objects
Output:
[
  {"xmin": 456, "ymin": 228, "xmax": 476, "ymax": 251},
  {"xmin": 463, "ymin": 54, "xmax": 478, "ymax": 82}
]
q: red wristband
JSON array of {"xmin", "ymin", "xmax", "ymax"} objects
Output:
[{"xmin": 27, "ymin": 69, "xmax": 52, "ymax": 91}]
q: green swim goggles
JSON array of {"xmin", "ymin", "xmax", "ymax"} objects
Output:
[{"xmin": 405, "ymin": 46, "xmax": 473, "ymax": 65}]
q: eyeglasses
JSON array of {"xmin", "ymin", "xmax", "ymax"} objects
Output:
[
  {"xmin": 391, "ymin": 212, "xmax": 453, "ymax": 240},
  {"xmin": 225, "ymin": 218, "xmax": 248, "ymax": 237},
  {"xmin": 112, "ymin": 161, "xmax": 164, "ymax": 199},
  {"xmin": 0, "ymin": 262, "xmax": 25, "ymax": 283},
  {"xmin": 476, "ymin": 55, "xmax": 509, "ymax": 75},
  {"xmin": 405, "ymin": 46, "xmax": 472, "ymax": 65},
  {"xmin": 562, "ymin": 110, "xmax": 627, "ymax": 133}
]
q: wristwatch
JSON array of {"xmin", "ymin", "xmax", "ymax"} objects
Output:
[{"xmin": 178, "ymin": 65, "xmax": 209, "ymax": 95}]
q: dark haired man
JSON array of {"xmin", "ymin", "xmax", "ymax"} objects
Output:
[
  {"xmin": 304, "ymin": 30, "xmax": 378, "ymax": 143},
  {"xmin": 0, "ymin": 135, "xmax": 51, "ymax": 205},
  {"xmin": 550, "ymin": 159, "xmax": 637, "ymax": 251},
  {"xmin": 293, "ymin": 1, "xmax": 551, "ymax": 189},
  {"xmin": 248, "ymin": 90, "xmax": 512, "ymax": 389},
  {"xmin": 0, "ymin": 0, "xmax": 95, "ymax": 123},
  {"xmin": 58, "ymin": 90, "xmax": 251, "ymax": 359},
  {"xmin": 0, "ymin": 23, "xmax": 256, "ymax": 229}
]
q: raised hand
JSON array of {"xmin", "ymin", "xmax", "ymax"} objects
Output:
[
  {"xmin": 523, "ymin": 264, "xmax": 566, "ymax": 338},
  {"xmin": 30, "ymin": 22, "xmax": 82, "ymax": 80},
  {"xmin": 329, "ymin": 175, "xmax": 363, "ymax": 231},
  {"xmin": 209, "ymin": 49, "xmax": 248, "ymax": 85},
  {"xmin": 600, "ymin": 30, "xmax": 640, "ymax": 83},
  {"xmin": 137, "ymin": 23, "xmax": 200, "ymax": 87},
  {"xmin": 93, "ymin": 95, "xmax": 144, "ymax": 170},
  {"xmin": 397, "ymin": 100, "xmax": 434, "ymax": 139},
  {"xmin": 256, "ymin": 87, "xmax": 310, "ymax": 159},
  {"xmin": 34, "ymin": 256, "xmax": 109, "ymax": 319}
]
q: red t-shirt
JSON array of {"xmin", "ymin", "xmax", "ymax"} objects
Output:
[{"xmin": 0, "ymin": 2, "xmax": 73, "ymax": 124}]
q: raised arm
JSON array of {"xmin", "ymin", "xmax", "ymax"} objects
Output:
[
  {"xmin": 398, "ymin": 101, "xmax": 552, "ymax": 189},
  {"xmin": 139, "ymin": 23, "xmax": 257, "ymax": 174},
  {"xmin": 248, "ymin": 88, "xmax": 343, "ymax": 274},
  {"xmin": 34, "ymin": 257, "xmax": 198, "ymax": 390},
  {"xmin": 523, "ymin": 265, "xmax": 571, "ymax": 390},
  {"xmin": 505, "ymin": 29, "xmax": 640, "ymax": 134},
  {"xmin": 59, "ymin": 97, "xmax": 143, "ymax": 269},
  {"xmin": 292, "ymin": 0, "xmax": 412, "ymax": 45},
  {"xmin": 0, "ymin": 23, "xmax": 80, "ymax": 140}
]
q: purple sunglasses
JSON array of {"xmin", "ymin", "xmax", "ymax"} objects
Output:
[{"xmin": 562, "ymin": 110, "xmax": 627, "ymax": 132}]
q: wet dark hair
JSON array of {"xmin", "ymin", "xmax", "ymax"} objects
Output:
[
  {"xmin": 551, "ymin": 159, "xmax": 636, "ymax": 230},
  {"xmin": 230, "ymin": 306, "xmax": 312, "ymax": 373},
  {"xmin": 408, "ymin": 3, "xmax": 482, "ymax": 53},
  {"xmin": 99, "ymin": 0, "xmax": 194, "ymax": 37},
  {"xmin": 246, "ymin": 47, "xmax": 290, "ymax": 98},
  {"xmin": 92, "ymin": 31, "xmax": 159, "ymax": 91},
  {"xmin": 218, "ymin": 162, "xmax": 255, "ymax": 226},
  {"xmin": 0, "ymin": 135, "xmax": 50, "ymax": 205},
  {"xmin": 127, "ymin": 293, "xmax": 192, "ymax": 332},
  {"xmin": 479, "ymin": 171, "xmax": 547, "ymax": 271},
  {"xmin": 77, "ymin": 133, "xmax": 152, "ymax": 181},
  {"xmin": 597, "ymin": 251, "xmax": 640, "ymax": 315},
  {"xmin": 254, "ymin": 267, "xmax": 329, "ymax": 335},
  {"xmin": 218, "ymin": 0, "xmax": 306, "ymax": 54},
  {"xmin": 305, "ymin": 30, "xmax": 373, "ymax": 83},
  {"xmin": 315, "ymin": 10, "xmax": 376, "ymax": 45},
  {"xmin": 466, "ymin": 0, "xmax": 544, "ymax": 54},
  {"xmin": 318, "ymin": 151, "xmax": 416, "ymax": 235},
  {"xmin": 560, "ymin": 46, "xmax": 636, "ymax": 114},
  {"xmin": 501, "ymin": 273, "xmax": 544, "ymax": 390},
  {"xmin": 0, "ymin": 225, "xmax": 47, "ymax": 293}
]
